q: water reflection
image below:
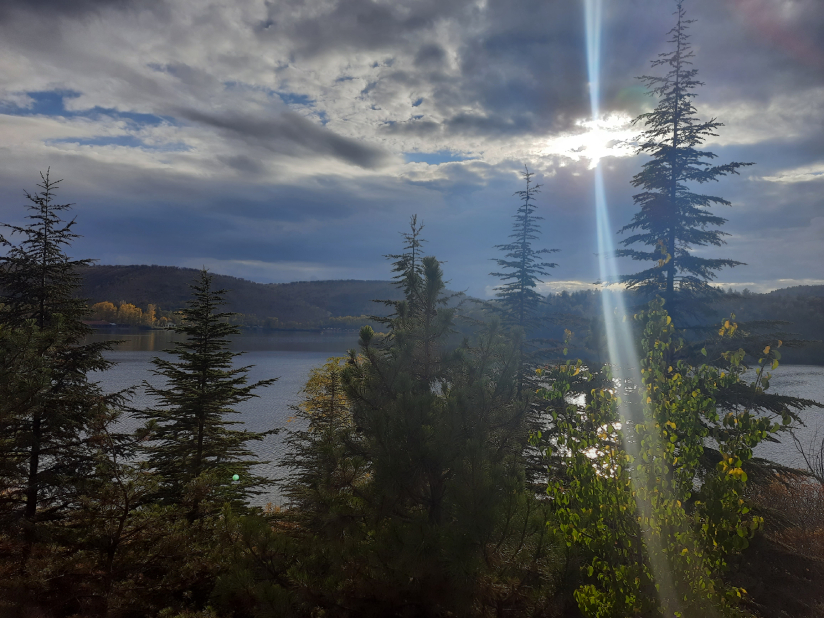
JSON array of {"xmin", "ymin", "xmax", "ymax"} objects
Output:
[{"xmin": 86, "ymin": 328, "xmax": 361, "ymax": 353}]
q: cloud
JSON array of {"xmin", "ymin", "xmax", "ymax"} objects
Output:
[
  {"xmin": 0, "ymin": 0, "xmax": 821, "ymax": 297},
  {"xmin": 0, "ymin": 0, "xmax": 165, "ymax": 22},
  {"xmin": 760, "ymin": 163, "xmax": 824, "ymax": 184},
  {"xmin": 177, "ymin": 107, "xmax": 394, "ymax": 170}
]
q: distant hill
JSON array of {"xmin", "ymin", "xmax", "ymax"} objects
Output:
[
  {"xmin": 530, "ymin": 285, "xmax": 824, "ymax": 365},
  {"xmin": 76, "ymin": 265, "xmax": 404, "ymax": 324},
  {"xmin": 766, "ymin": 285, "xmax": 824, "ymax": 298}
]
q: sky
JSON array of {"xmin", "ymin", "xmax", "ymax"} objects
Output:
[{"xmin": 0, "ymin": 0, "xmax": 822, "ymax": 298}]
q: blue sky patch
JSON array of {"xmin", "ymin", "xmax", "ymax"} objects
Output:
[
  {"xmin": 1, "ymin": 90, "xmax": 172, "ymax": 127},
  {"xmin": 277, "ymin": 91, "xmax": 314, "ymax": 107}
]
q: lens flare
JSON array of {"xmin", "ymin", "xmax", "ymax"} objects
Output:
[{"xmin": 584, "ymin": 0, "xmax": 680, "ymax": 611}]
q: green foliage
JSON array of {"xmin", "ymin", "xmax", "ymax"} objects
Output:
[
  {"xmin": 138, "ymin": 269, "xmax": 278, "ymax": 518},
  {"xmin": 257, "ymin": 236, "xmax": 562, "ymax": 616},
  {"xmin": 616, "ymin": 2, "xmax": 752, "ymax": 320},
  {"xmin": 280, "ymin": 356, "xmax": 370, "ymax": 534},
  {"xmin": 0, "ymin": 170, "xmax": 91, "ymax": 330},
  {"xmin": 0, "ymin": 171, "xmax": 126, "ymax": 550},
  {"xmin": 538, "ymin": 300, "xmax": 786, "ymax": 617},
  {"xmin": 211, "ymin": 509, "xmax": 304, "ymax": 618}
]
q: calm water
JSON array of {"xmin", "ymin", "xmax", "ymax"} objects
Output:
[
  {"xmin": 89, "ymin": 330, "xmax": 824, "ymax": 507},
  {"xmin": 90, "ymin": 330, "xmax": 361, "ymax": 507}
]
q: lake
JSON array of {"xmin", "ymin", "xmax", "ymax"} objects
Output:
[
  {"xmin": 90, "ymin": 330, "xmax": 361, "ymax": 507},
  {"xmin": 88, "ymin": 329, "xmax": 824, "ymax": 508}
]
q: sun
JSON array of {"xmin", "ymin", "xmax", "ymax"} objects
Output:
[{"xmin": 540, "ymin": 114, "xmax": 635, "ymax": 168}]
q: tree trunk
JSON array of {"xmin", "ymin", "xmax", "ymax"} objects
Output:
[{"xmin": 24, "ymin": 413, "xmax": 42, "ymax": 544}]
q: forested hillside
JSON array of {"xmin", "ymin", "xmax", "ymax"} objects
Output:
[
  {"xmin": 531, "ymin": 287, "xmax": 824, "ymax": 365},
  {"xmin": 77, "ymin": 264, "xmax": 404, "ymax": 326},
  {"xmin": 77, "ymin": 265, "xmax": 823, "ymax": 363},
  {"xmin": 713, "ymin": 287, "xmax": 824, "ymax": 364}
]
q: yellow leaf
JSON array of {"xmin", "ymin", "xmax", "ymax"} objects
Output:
[
  {"xmin": 666, "ymin": 316, "xmax": 671, "ymax": 325},
  {"xmin": 763, "ymin": 345, "xmax": 770, "ymax": 355}
]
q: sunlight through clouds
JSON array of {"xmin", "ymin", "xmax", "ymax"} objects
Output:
[{"xmin": 538, "ymin": 114, "xmax": 635, "ymax": 168}]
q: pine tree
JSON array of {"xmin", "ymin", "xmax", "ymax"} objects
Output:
[
  {"xmin": 617, "ymin": 1, "xmax": 753, "ymax": 321},
  {"xmin": 343, "ymin": 256, "xmax": 556, "ymax": 615},
  {"xmin": 0, "ymin": 171, "xmax": 123, "ymax": 550},
  {"xmin": 490, "ymin": 165, "xmax": 558, "ymax": 331},
  {"xmin": 138, "ymin": 269, "xmax": 277, "ymax": 520}
]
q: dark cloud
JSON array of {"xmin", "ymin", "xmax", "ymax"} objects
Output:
[
  {"xmin": 219, "ymin": 155, "xmax": 266, "ymax": 176},
  {"xmin": 178, "ymin": 108, "xmax": 393, "ymax": 169},
  {"xmin": 260, "ymin": 0, "xmax": 465, "ymax": 58},
  {"xmin": 0, "ymin": 0, "xmax": 165, "ymax": 22},
  {"xmin": 382, "ymin": 119, "xmax": 442, "ymax": 137},
  {"xmin": 445, "ymin": 112, "xmax": 535, "ymax": 137},
  {"xmin": 414, "ymin": 43, "xmax": 446, "ymax": 68}
]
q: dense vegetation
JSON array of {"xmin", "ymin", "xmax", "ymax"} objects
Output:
[{"xmin": 1, "ymin": 169, "xmax": 822, "ymax": 617}]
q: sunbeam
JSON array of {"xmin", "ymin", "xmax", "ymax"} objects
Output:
[{"xmin": 584, "ymin": 0, "xmax": 681, "ymax": 611}]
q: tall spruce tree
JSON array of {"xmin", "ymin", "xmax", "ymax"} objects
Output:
[
  {"xmin": 384, "ymin": 214, "xmax": 426, "ymax": 305},
  {"xmin": 490, "ymin": 165, "xmax": 558, "ymax": 330},
  {"xmin": 490, "ymin": 166, "xmax": 558, "ymax": 396},
  {"xmin": 138, "ymin": 270, "xmax": 277, "ymax": 519},
  {"xmin": 617, "ymin": 1, "xmax": 753, "ymax": 321},
  {"xmin": 0, "ymin": 171, "xmax": 123, "ymax": 550}
]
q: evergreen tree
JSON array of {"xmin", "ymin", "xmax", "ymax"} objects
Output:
[
  {"xmin": 0, "ymin": 171, "xmax": 123, "ymax": 551},
  {"xmin": 490, "ymin": 165, "xmax": 558, "ymax": 330},
  {"xmin": 383, "ymin": 214, "xmax": 426, "ymax": 305},
  {"xmin": 615, "ymin": 3, "xmax": 819, "ymax": 488},
  {"xmin": 348, "ymin": 257, "xmax": 557, "ymax": 615},
  {"xmin": 0, "ymin": 170, "xmax": 91, "ymax": 330},
  {"xmin": 138, "ymin": 270, "xmax": 277, "ymax": 519},
  {"xmin": 490, "ymin": 165, "xmax": 558, "ymax": 396},
  {"xmin": 272, "ymin": 233, "xmax": 560, "ymax": 616},
  {"xmin": 617, "ymin": 1, "xmax": 753, "ymax": 320}
]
